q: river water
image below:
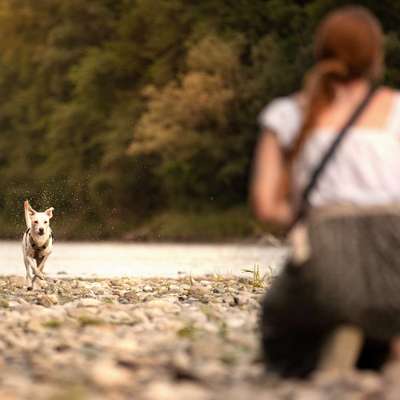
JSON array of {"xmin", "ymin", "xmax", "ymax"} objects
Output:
[{"xmin": 1, "ymin": 241, "xmax": 288, "ymax": 278}]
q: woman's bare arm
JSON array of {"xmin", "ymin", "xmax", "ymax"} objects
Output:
[{"xmin": 251, "ymin": 131, "xmax": 293, "ymax": 225}]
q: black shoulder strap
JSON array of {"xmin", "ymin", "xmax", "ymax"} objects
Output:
[{"xmin": 288, "ymin": 84, "xmax": 379, "ymax": 231}]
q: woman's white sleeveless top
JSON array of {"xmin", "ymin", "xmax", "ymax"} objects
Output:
[{"xmin": 259, "ymin": 93, "xmax": 400, "ymax": 207}]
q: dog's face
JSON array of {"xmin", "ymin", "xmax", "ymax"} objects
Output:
[{"xmin": 28, "ymin": 207, "xmax": 54, "ymax": 237}]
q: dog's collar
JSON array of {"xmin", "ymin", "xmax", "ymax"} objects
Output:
[{"xmin": 26, "ymin": 228, "xmax": 53, "ymax": 251}]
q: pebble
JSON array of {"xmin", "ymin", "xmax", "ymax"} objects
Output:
[
  {"xmin": 77, "ymin": 298, "xmax": 102, "ymax": 307},
  {"xmin": 144, "ymin": 382, "xmax": 209, "ymax": 400},
  {"xmin": 37, "ymin": 294, "xmax": 58, "ymax": 307},
  {"xmin": 90, "ymin": 359, "xmax": 132, "ymax": 388}
]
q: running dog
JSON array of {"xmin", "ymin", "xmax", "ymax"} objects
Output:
[{"xmin": 22, "ymin": 200, "xmax": 54, "ymax": 290}]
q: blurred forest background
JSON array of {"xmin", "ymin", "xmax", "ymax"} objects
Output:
[{"xmin": 0, "ymin": 0, "xmax": 399, "ymax": 240}]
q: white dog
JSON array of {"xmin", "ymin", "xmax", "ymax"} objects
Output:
[{"xmin": 22, "ymin": 200, "xmax": 54, "ymax": 290}]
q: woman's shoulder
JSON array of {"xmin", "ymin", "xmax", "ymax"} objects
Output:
[
  {"xmin": 258, "ymin": 95, "xmax": 301, "ymax": 126},
  {"xmin": 258, "ymin": 94, "xmax": 303, "ymax": 149}
]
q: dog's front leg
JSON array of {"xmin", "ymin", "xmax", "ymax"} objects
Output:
[
  {"xmin": 25, "ymin": 257, "xmax": 39, "ymax": 290},
  {"xmin": 31, "ymin": 255, "xmax": 49, "ymax": 289},
  {"xmin": 24, "ymin": 256, "xmax": 33, "ymax": 289},
  {"xmin": 37, "ymin": 255, "xmax": 49, "ymax": 274}
]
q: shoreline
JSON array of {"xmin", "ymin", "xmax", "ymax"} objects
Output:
[{"xmin": 0, "ymin": 241, "xmax": 287, "ymax": 279}]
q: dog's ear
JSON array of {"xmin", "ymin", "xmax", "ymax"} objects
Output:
[
  {"xmin": 45, "ymin": 207, "xmax": 54, "ymax": 219},
  {"xmin": 24, "ymin": 200, "xmax": 37, "ymax": 216}
]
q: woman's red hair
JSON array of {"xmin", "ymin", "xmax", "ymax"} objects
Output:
[{"xmin": 290, "ymin": 6, "xmax": 384, "ymax": 159}]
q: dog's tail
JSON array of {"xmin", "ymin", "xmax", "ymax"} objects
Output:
[{"xmin": 24, "ymin": 200, "xmax": 32, "ymax": 229}]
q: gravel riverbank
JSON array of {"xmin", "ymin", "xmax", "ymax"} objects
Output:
[{"xmin": 0, "ymin": 276, "xmax": 399, "ymax": 400}]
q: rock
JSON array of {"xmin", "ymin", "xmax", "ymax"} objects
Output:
[
  {"xmin": 8, "ymin": 276, "xmax": 25, "ymax": 288},
  {"xmin": 193, "ymin": 361, "xmax": 226, "ymax": 383},
  {"xmin": 36, "ymin": 279, "xmax": 49, "ymax": 289},
  {"xmin": 0, "ymin": 297, "xmax": 9, "ymax": 308},
  {"xmin": 158, "ymin": 287, "xmax": 169, "ymax": 295},
  {"xmin": 113, "ymin": 338, "xmax": 139, "ymax": 354},
  {"xmin": 294, "ymin": 388, "xmax": 325, "ymax": 400},
  {"xmin": 232, "ymin": 294, "xmax": 250, "ymax": 306},
  {"xmin": 122, "ymin": 290, "xmax": 139, "ymax": 302},
  {"xmin": 171, "ymin": 351, "xmax": 191, "ymax": 372},
  {"xmin": 146, "ymin": 300, "xmax": 180, "ymax": 314},
  {"xmin": 7, "ymin": 301, "xmax": 19, "ymax": 308},
  {"xmin": 144, "ymin": 382, "xmax": 209, "ymax": 400},
  {"xmin": 26, "ymin": 319, "xmax": 46, "ymax": 334},
  {"xmin": 101, "ymin": 309, "xmax": 133, "ymax": 325},
  {"xmin": 190, "ymin": 285, "xmax": 208, "ymax": 296},
  {"xmin": 130, "ymin": 308, "xmax": 150, "ymax": 324},
  {"xmin": 90, "ymin": 359, "xmax": 132, "ymax": 388},
  {"xmin": 37, "ymin": 294, "xmax": 58, "ymax": 307},
  {"xmin": 77, "ymin": 298, "xmax": 102, "ymax": 307},
  {"xmin": 143, "ymin": 285, "xmax": 153, "ymax": 293}
]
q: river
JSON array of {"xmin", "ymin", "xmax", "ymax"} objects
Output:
[{"xmin": 1, "ymin": 241, "xmax": 288, "ymax": 278}]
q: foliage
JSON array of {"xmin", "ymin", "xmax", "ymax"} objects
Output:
[
  {"xmin": 0, "ymin": 0, "xmax": 398, "ymax": 239},
  {"xmin": 242, "ymin": 265, "xmax": 273, "ymax": 288}
]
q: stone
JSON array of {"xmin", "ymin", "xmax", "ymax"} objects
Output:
[
  {"xmin": 37, "ymin": 294, "xmax": 58, "ymax": 307},
  {"xmin": 158, "ymin": 287, "xmax": 169, "ymax": 295},
  {"xmin": 146, "ymin": 300, "xmax": 180, "ymax": 313},
  {"xmin": 232, "ymin": 294, "xmax": 250, "ymax": 306},
  {"xmin": 8, "ymin": 276, "xmax": 26, "ymax": 288},
  {"xmin": 77, "ymin": 298, "xmax": 102, "ymax": 307},
  {"xmin": 144, "ymin": 382, "xmax": 209, "ymax": 400},
  {"xmin": 90, "ymin": 359, "xmax": 132, "ymax": 388}
]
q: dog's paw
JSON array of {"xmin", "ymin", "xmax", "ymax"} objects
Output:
[
  {"xmin": 37, "ymin": 280, "xmax": 48, "ymax": 289},
  {"xmin": 32, "ymin": 269, "xmax": 45, "ymax": 281}
]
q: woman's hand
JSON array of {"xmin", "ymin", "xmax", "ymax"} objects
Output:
[{"xmin": 251, "ymin": 131, "xmax": 293, "ymax": 226}]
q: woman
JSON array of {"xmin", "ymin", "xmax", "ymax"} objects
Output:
[{"xmin": 252, "ymin": 6, "xmax": 400, "ymax": 378}]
